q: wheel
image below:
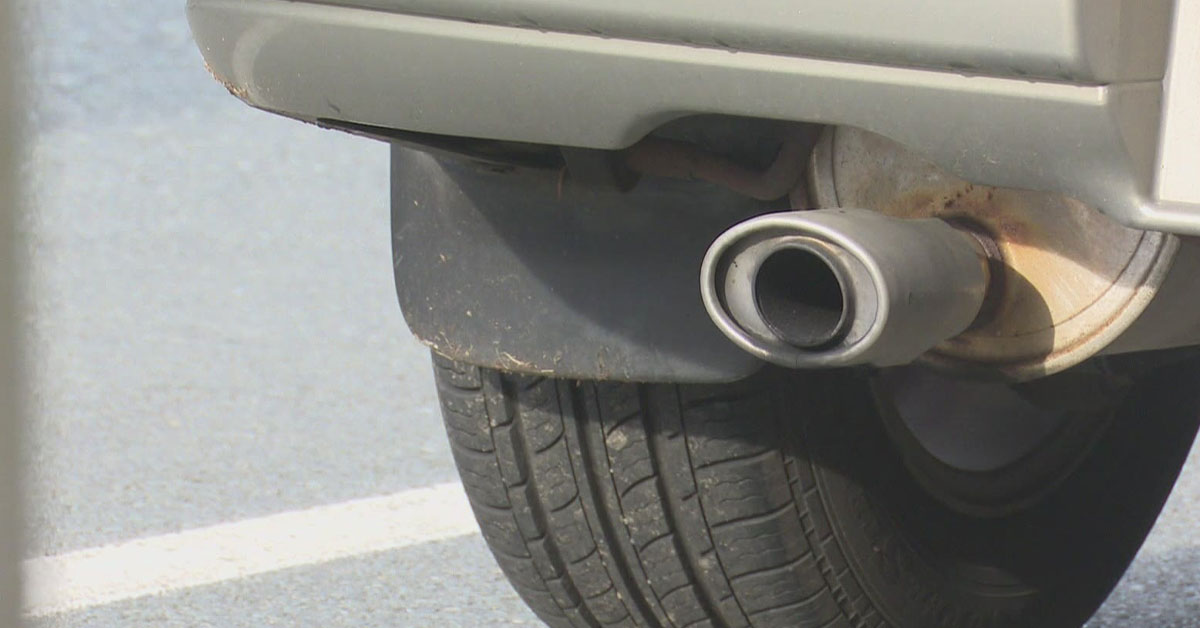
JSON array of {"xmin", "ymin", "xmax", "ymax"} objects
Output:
[{"xmin": 434, "ymin": 352, "xmax": 1200, "ymax": 628}]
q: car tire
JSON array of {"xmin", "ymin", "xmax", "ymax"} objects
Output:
[{"xmin": 433, "ymin": 353, "xmax": 1200, "ymax": 628}]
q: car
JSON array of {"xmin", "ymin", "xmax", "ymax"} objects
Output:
[{"xmin": 188, "ymin": 1, "xmax": 1200, "ymax": 626}]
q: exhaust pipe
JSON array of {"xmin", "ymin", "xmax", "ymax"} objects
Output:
[{"xmin": 700, "ymin": 209, "xmax": 992, "ymax": 368}]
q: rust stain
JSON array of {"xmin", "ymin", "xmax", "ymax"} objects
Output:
[
  {"xmin": 880, "ymin": 183, "xmax": 1035, "ymax": 245},
  {"xmin": 828, "ymin": 127, "xmax": 1162, "ymax": 379},
  {"xmin": 873, "ymin": 181, "xmax": 1066, "ymax": 349}
]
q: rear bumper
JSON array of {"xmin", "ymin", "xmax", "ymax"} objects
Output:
[
  {"xmin": 189, "ymin": 0, "xmax": 1200, "ymax": 233},
  {"xmin": 238, "ymin": 0, "xmax": 1171, "ymax": 84}
]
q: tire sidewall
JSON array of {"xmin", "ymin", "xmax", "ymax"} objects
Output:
[{"xmin": 784, "ymin": 364, "xmax": 1200, "ymax": 628}]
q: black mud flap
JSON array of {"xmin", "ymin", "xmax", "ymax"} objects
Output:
[{"xmin": 390, "ymin": 145, "xmax": 772, "ymax": 382}]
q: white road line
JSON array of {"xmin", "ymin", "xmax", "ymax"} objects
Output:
[{"xmin": 22, "ymin": 482, "xmax": 479, "ymax": 617}]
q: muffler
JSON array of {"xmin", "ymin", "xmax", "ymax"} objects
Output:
[{"xmin": 700, "ymin": 209, "xmax": 992, "ymax": 368}]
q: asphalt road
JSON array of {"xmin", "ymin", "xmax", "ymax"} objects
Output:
[{"xmin": 15, "ymin": 2, "xmax": 1200, "ymax": 627}]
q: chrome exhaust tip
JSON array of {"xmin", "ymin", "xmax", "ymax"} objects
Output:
[{"xmin": 701, "ymin": 209, "xmax": 991, "ymax": 368}]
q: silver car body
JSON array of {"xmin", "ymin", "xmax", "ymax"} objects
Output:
[{"xmin": 189, "ymin": 0, "xmax": 1200, "ymax": 233}]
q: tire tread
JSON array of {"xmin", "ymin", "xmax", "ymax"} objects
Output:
[{"xmin": 435, "ymin": 355, "xmax": 871, "ymax": 627}]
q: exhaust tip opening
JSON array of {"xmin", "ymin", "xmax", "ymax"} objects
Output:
[{"xmin": 753, "ymin": 245, "xmax": 853, "ymax": 349}]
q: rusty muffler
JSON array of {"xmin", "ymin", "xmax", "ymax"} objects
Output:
[{"xmin": 701, "ymin": 209, "xmax": 991, "ymax": 368}]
